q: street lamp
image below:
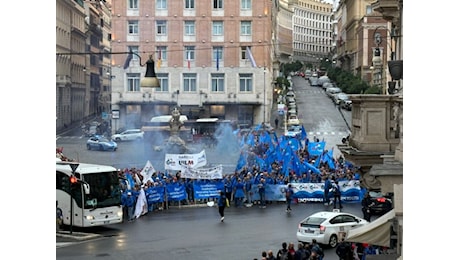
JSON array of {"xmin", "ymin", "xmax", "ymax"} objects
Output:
[
  {"xmin": 126, "ymin": 49, "xmax": 160, "ymax": 89},
  {"xmin": 263, "ymin": 67, "xmax": 266, "ymax": 125},
  {"xmin": 140, "ymin": 55, "xmax": 160, "ymax": 89}
]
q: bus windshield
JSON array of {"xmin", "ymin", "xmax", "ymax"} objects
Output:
[{"xmin": 81, "ymin": 171, "xmax": 121, "ymax": 209}]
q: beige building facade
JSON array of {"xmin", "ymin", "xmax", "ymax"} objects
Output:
[{"xmin": 110, "ymin": 0, "xmax": 274, "ymax": 130}]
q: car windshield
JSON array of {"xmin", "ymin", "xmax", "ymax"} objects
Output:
[{"xmin": 300, "ymin": 217, "xmax": 326, "ymax": 227}]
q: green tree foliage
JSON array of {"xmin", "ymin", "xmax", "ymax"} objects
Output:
[{"xmin": 327, "ymin": 67, "xmax": 372, "ymax": 94}]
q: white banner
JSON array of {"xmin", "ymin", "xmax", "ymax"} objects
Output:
[
  {"xmin": 182, "ymin": 165, "xmax": 223, "ymax": 179},
  {"xmin": 164, "ymin": 150, "xmax": 207, "ymax": 170}
]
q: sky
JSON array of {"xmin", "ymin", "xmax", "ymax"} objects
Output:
[{"xmin": 3, "ymin": 0, "xmax": 460, "ymax": 258}]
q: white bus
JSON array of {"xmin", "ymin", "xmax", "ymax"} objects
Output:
[{"xmin": 56, "ymin": 160, "xmax": 123, "ymax": 227}]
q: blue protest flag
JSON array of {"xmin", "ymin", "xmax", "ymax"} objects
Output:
[
  {"xmin": 304, "ymin": 161, "xmax": 321, "ymax": 174},
  {"xmin": 301, "ymin": 125, "xmax": 307, "ymax": 140},
  {"xmin": 124, "ymin": 172, "xmax": 135, "ymax": 189},
  {"xmin": 308, "ymin": 141, "xmax": 326, "ymax": 156},
  {"xmin": 246, "ymin": 133, "xmax": 255, "ymax": 146},
  {"xmin": 235, "ymin": 152, "xmax": 247, "ymax": 171}
]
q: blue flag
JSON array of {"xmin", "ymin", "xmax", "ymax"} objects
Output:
[
  {"xmin": 308, "ymin": 141, "xmax": 326, "ymax": 156},
  {"xmin": 235, "ymin": 152, "xmax": 247, "ymax": 171},
  {"xmin": 301, "ymin": 125, "xmax": 307, "ymax": 140}
]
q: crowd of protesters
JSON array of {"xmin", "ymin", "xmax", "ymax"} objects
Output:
[{"xmin": 255, "ymin": 239, "xmax": 391, "ymax": 260}]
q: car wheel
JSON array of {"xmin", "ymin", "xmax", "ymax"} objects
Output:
[
  {"xmin": 328, "ymin": 234, "xmax": 338, "ymax": 248},
  {"xmin": 99, "ymin": 145, "xmax": 104, "ymax": 151},
  {"xmin": 87, "ymin": 144, "xmax": 91, "ymax": 150},
  {"xmin": 115, "ymin": 138, "xmax": 121, "ymax": 141}
]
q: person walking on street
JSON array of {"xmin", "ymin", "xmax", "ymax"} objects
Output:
[
  {"xmin": 361, "ymin": 192, "xmax": 374, "ymax": 222},
  {"xmin": 331, "ymin": 177, "xmax": 343, "ymax": 209},
  {"xmin": 285, "ymin": 184, "xmax": 294, "ymax": 212},
  {"xmin": 323, "ymin": 176, "xmax": 332, "ymax": 205},
  {"xmin": 217, "ymin": 190, "xmax": 227, "ymax": 222},
  {"xmin": 275, "ymin": 118, "xmax": 279, "ymax": 129},
  {"xmin": 258, "ymin": 177, "xmax": 267, "ymax": 208}
]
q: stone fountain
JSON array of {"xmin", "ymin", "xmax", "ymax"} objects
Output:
[{"xmin": 162, "ymin": 107, "xmax": 191, "ymax": 154}]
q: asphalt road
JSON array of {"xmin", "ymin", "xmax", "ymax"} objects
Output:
[{"xmin": 57, "ymin": 201, "xmax": 366, "ymax": 259}]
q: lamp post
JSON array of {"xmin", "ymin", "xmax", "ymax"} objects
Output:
[{"xmin": 263, "ymin": 67, "xmax": 266, "ymax": 125}]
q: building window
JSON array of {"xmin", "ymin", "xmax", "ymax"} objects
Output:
[
  {"xmin": 212, "ymin": 21, "xmax": 223, "ymax": 35},
  {"xmin": 128, "ymin": 0, "xmax": 138, "ymax": 9},
  {"xmin": 127, "ymin": 73, "xmax": 140, "ymax": 92},
  {"xmin": 240, "ymin": 21, "xmax": 251, "ymax": 35},
  {"xmin": 128, "ymin": 20, "xmax": 139, "ymax": 35},
  {"xmin": 241, "ymin": 0, "xmax": 251, "ymax": 10},
  {"xmin": 213, "ymin": 0, "xmax": 223, "ymax": 9},
  {"xmin": 211, "ymin": 73, "xmax": 225, "ymax": 92},
  {"xmin": 184, "ymin": 21, "xmax": 195, "ymax": 36},
  {"xmin": 239, "ymin": 73, "xmax": 253, "ymax": 92},
  {"xmin": 213, "ymin": 46, "xmax": 223, "ymax": 61},
  {"xmin": 185, "ymin": 46, "xmax": 195, "ymax": 61},
  {"xmin": 183, "ymin": 73, "xmax": 197, "ymax": 92},
  {"xmin": 156, "ymin": 20, "xmax": 167, "ymax": 35},
  {"xmin": 241, "ymin": 46, "xmax": 248, "ymax": 59},
  {"xmin": 128, "ymin": 46, "xmax": 139, "ymax": 61},
  {"xmin": 156, "ymin": 0, "xmax": 167, "ymax": 9},
  {"xmin": 157, "ymin": 73, "xmax": 169, "ymax": 92},
  {"xmin": 185, "ymin": 0, "xmax": 194, "ymax": 9},
  {"xmin": 156, "ymin": 46, "xmax": 167, "ymax": 61}
]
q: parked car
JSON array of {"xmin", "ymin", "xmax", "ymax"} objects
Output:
[
  {"xmin": 86, "ymin": 135, "xmax": 117, "ymax": 151},
  {"xmin": 309, "ymin": 76, "xmax": 320, "ymax": 87},
  {"xmin": 111, "ymin": 129, "xmax": 144, "ymax": 141},
  {"xmin": 322, "ymin": 82, "xmax": 338, "ymax": 90},
  {"xmin": 368, "ymin": 191, "xmax": 393, "ymax": 216},
  {"xmin": 286, "ymin": 90, "xmax": 296, "ymax": 99},
  {"xmin": 326, "ymin": 87, "xmax": 342, "ymax": 99},
  {"xmin": 287, "ymin": 114, "xmax": 301, "ymax": 125},
  {"xmin": 318, "ymin": 76, "xmax": 331, "ymax": 88},
  {"xmin": 296, "ymin": 211, "xmax": 368, "ymax": 248},
  {"xmin": 333, "ymin": 93, "xmax": 350, "ymax": 106},
  {"xmin": 285, "ymin": 124, "xmax": 302, "ymax": 138}
]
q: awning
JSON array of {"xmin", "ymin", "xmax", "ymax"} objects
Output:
[{"xmin": 346, "ymin": 209, "xmax": 395, "ymax": 247}]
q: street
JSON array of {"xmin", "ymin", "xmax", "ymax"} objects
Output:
[
  {"xmin": 57, "ymin": 201, "xmax": 365, "ymax": 259},
  {"xmin": 56, "ymin": 76, "xmax": 356, "ymax": 259}
]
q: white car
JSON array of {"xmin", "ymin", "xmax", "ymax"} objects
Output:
[
  {"xmin": 111, "ymin": 129, "xmax": 144, "ymax": 141},
  {"xmin": 287, "ymin": 114, "xmax": 301, "ymax": 125},
  {"xmin": 285, "ymin": 125, "xmax": 302, "ymax": 138},
  {"xmin": 296, "ymin": 211, "xmax": 368, "ymax": 248}
]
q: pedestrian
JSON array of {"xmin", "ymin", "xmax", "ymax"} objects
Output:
[
  {"xmin": 217, "ymin": 190, "xmax": 226, "ymax": 222},
  {"xmin": 275, "ymin": 117, "xmax": 279, "ymax": 129},
  {"xmin": 287, "ymin": 242, "xmax": 296, "ymax": 260},
  {"xmin": 331, "ymin": 177, "xmax": 343, "ymax": 209},
  {"xmin": 233, "ymin": 178, "xmax": 245, "ymax": 208},
  {"xmin": 295, "ymin": 242, "xmax": 308, "ymax": 260},
  {"xmin": 361, "ymin": 192, "xmax": 374, "ymax": 222},
  {"xmin": 121, "ymin": 191, "xmax": 136, "ymax": 222},
  {"xmin": 244, "ymin": 175, "xmax": 253, "ymax": 206},
  {"xmin": 267, "ymin": 250, "xmax": 276, "ymax": 260},
  {"xmin": 323, "ymin": 176, "xmax": 332, "ymax": 205},
  {"xmin": 285, "ymin": 184, "xmax": 294, "ymax": 212},
  {"xmin": 311, "ymin": 239, "xmax": 324, "ymax": 260},
  {"xmin": 258, "ymin": 177, "xmax": 267, "ymax": 208},
  {"xmin": 261, "ymin": 251, "xmax": 268, "ymax": 260},
  {"xmin": 336, "ymin": 238, "xmax": 353, "ymax": 260},
  {"xmin": 276, "ymin": 242, "xmax": 289, "ymax": 260}
]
